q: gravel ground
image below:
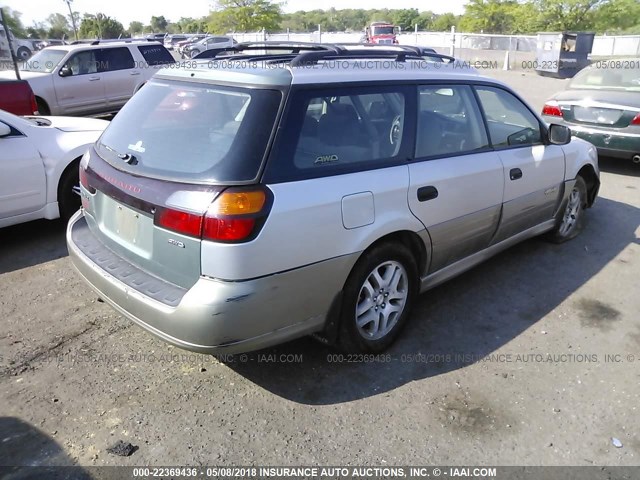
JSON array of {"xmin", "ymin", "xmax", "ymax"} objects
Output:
[{"xmin": 1, "ymin": 70, "xmax": 639, "ymax": 471}]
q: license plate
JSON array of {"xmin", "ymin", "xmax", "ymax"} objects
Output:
[
  {"xmin": 114, "ymin": 203, "xmax": 141, "ymax": 244},
  {"xmin": 573, "ymin": 106, "xmax": 622, "ymax": 125}
]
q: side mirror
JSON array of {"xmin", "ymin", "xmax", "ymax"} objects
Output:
[
  {"xmin": 0, "ymin": 122, "xmax": 12, "ymax": 137},
  {"xmin": 549, "ymin": 124, "xmax": 571, "ymax": 145},
  {"xmin": 59, "ymin": 65, "xmax": 72, "ymax": 77}
]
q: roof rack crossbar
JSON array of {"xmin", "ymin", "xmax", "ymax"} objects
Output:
[{"xmin": 290, "ymin": 49, "xmax": 420, "ymax": 67}]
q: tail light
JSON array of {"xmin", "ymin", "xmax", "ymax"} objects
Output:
[
  {"xmin": 155, "ymin": 187, "xmax": 270, "ymax": 243},
  {"xmin": 30, "ymin": 94, "xmax": 38, "ymax": 115},
  {"xmin": 79, "ymin": 165, "xmax": 96, "ymax": 194},
  {"xmin": 542, "ymin": 101, "xmax": 563, "ymax": 117},
  {"xmin": 631, "ymin": 113, "xmax": 640, "ymax": 125}
]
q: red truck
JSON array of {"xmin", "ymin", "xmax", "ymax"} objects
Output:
[
  {"xmin": 362, "ymin": 21, "xmax": 400, "ymax": 45},
  {"xmin": 0, "ymin": 79, "xmax": 38, "ymax": 115}
]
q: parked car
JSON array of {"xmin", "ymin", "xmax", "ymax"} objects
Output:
[
  {"xmin": 0, "ymin": 41, "xmax": 175, "ymax": 116},
  {"xmin": 0, "ymin": 80, "xmax": 39, "ymax": 115},
  {"xmin": 0, "ymin": 25, "xmax": 33, "ymax": 60},
  {"xmin": 164, "ymin": 34, "xmax": 187, "ymax": 50},
  {"xmin": 176, "ymin": 35, "xmax": 208, "ymax": 57},
  {"xmin": 67, "ymin": 45, "xmax": 599, "ymax": 355},
  {"xmin": 0, "ymin": 109, "xmax": 108, "ymax": 228},
  {"xmin": 184, "ymin": 36, "xmax": 236, "ymax": 58},
  {"xmin": 541, "ymin": 60, "xmax": 640, "ymax": 164},
  {"xmin": 145, "ymin": 33, "xmax": 167, "ymax": 42},
  {"xmin": 35, "ymin": 39, "xmax": 68, "ymax": 51}
]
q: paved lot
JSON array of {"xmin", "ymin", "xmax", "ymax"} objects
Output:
[{"xmin": 1, "ymin": 70, "xmax": 639, "ymax": 470}]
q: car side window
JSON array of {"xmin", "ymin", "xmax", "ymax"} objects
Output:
[
  {"xmin": 292, "ymin": 89, "xmax": 406, "ymax": 170},
  {"xmin": 66, "ymin": 51, "xmax": 98, "ymax": 75},
  {"xmin": 138, "ymin": 45, "xmax": 174, "ymax": 65},
  {"xmin": 475, "ymin": 86, "xmax": 542, "ymax": 148},
  {"xmin": 98, "ymin": 47, "xmax": 135, "ymax": 72},
  {"xmin": 416, "ymin": 85, "xmax": 489, "ymax": 158}
]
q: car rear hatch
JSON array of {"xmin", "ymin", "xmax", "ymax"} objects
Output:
[{"xmin": 80, "ymin": 76, "xmax": 284, "ymax": 290}]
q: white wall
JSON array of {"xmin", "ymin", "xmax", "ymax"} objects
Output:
[{"xmin": 231, "ymin": 30, "xmax": 640, "ymax": 57}]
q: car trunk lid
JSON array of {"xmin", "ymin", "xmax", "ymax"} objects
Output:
[{"xmin": 82, "ymin": 148, "xmax": 223, "ymax": 289}]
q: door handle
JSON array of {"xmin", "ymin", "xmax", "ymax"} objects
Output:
[
  {"xmin": 417, "ymin": 186, "xmax": 439, "ymax": 202},
  {"xmin": 130, "ymin": 71, "xmax": 141, "ymax": 76},
  {"xmin": 510, "ymin": 168, "xmax": 523, "ymax": 180},
  {"xmin": 88, "ymin": 76, "xmax": 100, "ymax": 81}
]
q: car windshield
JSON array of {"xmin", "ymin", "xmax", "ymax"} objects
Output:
[
  {"xmin": 372, "ymin": 26, "xmax": 394, "ymax": 35},
  {"xmin": 96, "ymin": 79, "xmax": 282, "ymax": 183},
  {"xmin": 20, "ymin": 49, "xmax": 67, "ymax": 73},
  {"xmin": 570, "ymin": 64, "xmax": 640, "ymax": 91}
]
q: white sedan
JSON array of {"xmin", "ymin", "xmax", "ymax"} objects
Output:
[{"xmin": 0, "ymin": 109, "xmax": 108, "ymax": 228}]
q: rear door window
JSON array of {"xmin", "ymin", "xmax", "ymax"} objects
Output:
[
  {"xmin": 416, "ymin": 85, "xmax": 489, "ymax": 158},
  {"xmin": 98, "ymin": 47, "xmax": 135, "ymax": 72},
  {"xmin": 96, "ymin": 79, "xmax": 282, "ymax": 183}
]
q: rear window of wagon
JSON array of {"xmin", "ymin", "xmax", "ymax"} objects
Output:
[{"xmin": 96, "ymin": 79, "xmax": 282, "ymax": 184}]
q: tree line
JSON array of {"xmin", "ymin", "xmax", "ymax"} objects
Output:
[{"xmin": 2, "ymin": 0, "xmax": 639, "ymax": 41}]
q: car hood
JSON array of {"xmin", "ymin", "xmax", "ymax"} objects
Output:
[
  {"xmin": 25, "ymin": 115, "xmax": 108, "ymax": 132},
  {"xmin": 552, "ymin": 89, "xmax": 640, "ymax": 109}
]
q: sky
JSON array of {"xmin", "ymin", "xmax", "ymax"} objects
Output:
[{"xmin": 1, "ymin": 0, "xmax": 467, "ymax": 28}]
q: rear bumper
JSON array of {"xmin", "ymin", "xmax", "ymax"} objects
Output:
[
  {"xmin": 67, "ymin": 211, "xmax": 356, "ymax": 354},
  {"xmin": 544, "ymin": 117, "xmax": 640, "ymax": 158}
]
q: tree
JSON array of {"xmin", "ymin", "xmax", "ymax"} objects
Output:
[
  {"xmin": 391, "ymin": 9, "xmax": 420, "ymax": 32},
  {"xmin": 208, "ymin": 0, "xmax": 282, "ymax": 33},
  {"xmin": 0, "ymin": 7, "xmax": 26, "ymax": 37},
  {"xmin": 78, "ymin": 13, "xmax": 125, "ymax": 39},
  {"xmin": 26, "ymin": 24, "xmax": 48, "ymax": 39},
  {"xmin": 150, "ymin": 15, "xmax": 168, "ymax": 32},
  {"xmin": 46, "ymin": 13, "xmax": 72, "ymax": 39},
  {"xmin": 431, "ymin": 13, "xmax": 460, "ymax": 31},
  {"xmin": 459, "ymin": 0, "xmax": 524, "ymax": 34},
  {"xmin": 128, "ymin": 21, "xmax": 144, "ymax": 36},
  {"xmin": 592, "ymin": 0, "xmax": 640, "ymax": 33},
  {"xmin": 535, "ymin": 0, "xmax": 603, "ymax": 31}
]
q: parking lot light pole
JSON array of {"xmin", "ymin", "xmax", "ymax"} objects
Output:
[{"xmin": 63, "ymin": 0, "xmax": 78, "ymax": 41}]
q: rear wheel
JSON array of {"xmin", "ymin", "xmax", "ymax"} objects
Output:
[
  {"xmin": 36, "ymin": 99, "xmax": 50, "ymax": 115},
  {"xmin": 337, "ymin": 242, "xmax": 417, "ymax": 353},
  {"xmin": 17, "ymin": 46, "xmax": 31, "ymax": 60},
  {"xmin": 58, "ymin": 160, "xmax": 81, "ymax": 221},
  {"xmin": 547, "ymin": 176, "xmax": 587, "ymax": 243}
]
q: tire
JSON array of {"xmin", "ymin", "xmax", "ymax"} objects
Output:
[
  {"xmin": 189, "ymin": 49, "xmax": 200, "ymax": 58},
  {"xmin": 58, "ymin": 160, "xmax": 81, "ymax": 222},
  {"xmin": 17, "ymin": 46, "xmax": 31, "ymax": 60},
  {"xmin": 36, "ymin": 99, "xmax": 50, "ymax": 115},
  {"xmin": 547, "ymin": 176, "xmax": 588, "ymax": 243},
  {"xmin": 337, "ymin": 242, "xmax": 418, "ymax": 353}
]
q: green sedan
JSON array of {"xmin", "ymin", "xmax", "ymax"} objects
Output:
[{"xmin": 541, "ymin": 59, "xmax": 640, "ymax": 164}]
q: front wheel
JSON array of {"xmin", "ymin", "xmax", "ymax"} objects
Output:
[
  {"xmin": 189, "ymin": 50, "xmax": 200, "ymax": 58},
  {"xmin": 547, "ymin": 176, "xmax": 587, "ymax": 243},
  {"xmin": 337, "ymin": 242, "xmax": 417, "ymax": 353}
]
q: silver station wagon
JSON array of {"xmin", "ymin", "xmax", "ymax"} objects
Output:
[{"xmin": 67, "ymin": 43, "xmax": 600, "ymax": 354}]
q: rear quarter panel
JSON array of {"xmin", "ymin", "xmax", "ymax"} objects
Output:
[{"xmin": 200, "ymin": 166, "xmax": 425, "ymax": 281}]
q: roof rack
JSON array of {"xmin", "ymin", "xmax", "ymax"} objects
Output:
[
  {"xmin": 195, "ymin": 41, "xmax": 456, "ymax": 66},
  {"xmin": 331, "ymin": 43, "xmax": 456, "ymax": 63}
]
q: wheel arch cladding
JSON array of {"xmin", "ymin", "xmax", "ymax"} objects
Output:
[
  {"xmin": 360, "ymin": 230, "xmax": 428, "ymax": 278},
  {"xmin": 577, "ymin": 165, "xmax": 599, "ymax": 207}
]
